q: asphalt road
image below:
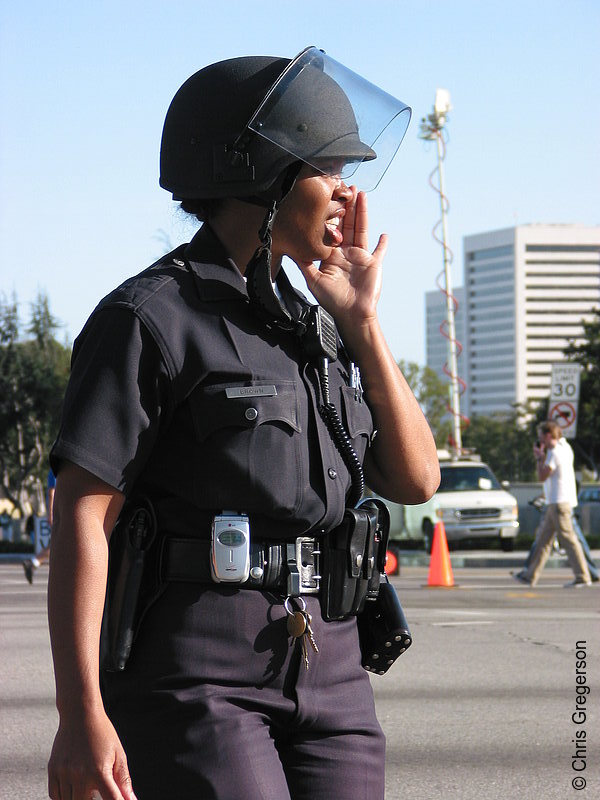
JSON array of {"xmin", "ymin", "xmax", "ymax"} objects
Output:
[
  {"xmin": 380, "ymin": 563, "xmax": 599, "ymax": 800},
  {"xmin": 0, "ymin": 558, "xmax": 598, "ymax": 800}
]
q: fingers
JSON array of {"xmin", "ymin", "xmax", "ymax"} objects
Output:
[
  {"xmin": 114, "ymin": 753, "xmax": 137, "ymax": 800},
  {"xmin": 48, "ymin": 758, "xmax": 136, "ymax": 800},
  {"xmin": 372, "ymin": 233, "xmax": 389, "ymax": 262},
  {"xmin": 352, "ymin": 190, "xmax": 369, "ymax": 251},
  {"xmin": 295, "ymin": 260, "xmax": 321, "ymax": 294},
  {"xmin": 47, "ymin": 774, "xmax": 62, "ymax": 800},
  {"xmin": 49, "ymin": 778, "xmax": 135, "ymax": 800},
  {"xmin": 342, "ymin": 185, "xmax": 358, "ymax": 245},
  {"xmin": 341, "ymin": 189, "xmax": 372, "ymax": 252}
]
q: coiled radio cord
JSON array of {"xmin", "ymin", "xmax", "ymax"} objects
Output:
[{"xmin": 318, "ymin": 357, "xmax": 365, "ymax": 507}]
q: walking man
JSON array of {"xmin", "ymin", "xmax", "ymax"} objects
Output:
[{"xmin": 515, "ymin": 421, "xmax": 591, "ymax": 588}]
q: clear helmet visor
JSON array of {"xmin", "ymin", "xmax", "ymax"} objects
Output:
[{"xmin": 246, "ymin": 46, "xmax": 411, "ymax": 192}]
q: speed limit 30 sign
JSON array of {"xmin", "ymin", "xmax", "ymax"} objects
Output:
[{"xmin": 549, "ymin": 363, "xmax": 582, "ymax": 438}]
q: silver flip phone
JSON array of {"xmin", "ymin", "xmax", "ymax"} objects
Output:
[{"xmin": 210, "ymin": 513, "xmax": 250, "ymax": 583}]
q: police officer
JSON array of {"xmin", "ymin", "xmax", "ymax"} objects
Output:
[{"xmin": 47, "ymin": 47, "xmax": 439, "ymax": 800}]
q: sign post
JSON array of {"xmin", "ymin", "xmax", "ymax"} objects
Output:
[
  {"xmin": 33, "ymin": 516, "xmax": 51, "ymax": 554},
  {"xmin": 548, "ymin": 363, "xmax": 582, "ymax": 439}
]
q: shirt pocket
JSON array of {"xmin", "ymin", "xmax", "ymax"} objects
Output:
[
  {"xmin": 340, "ymin": 386, "xmax": 374, "ymax": 463},
  {"xmin": 188, "ymin": 380, "xmax": 304, "ymax": 516}
]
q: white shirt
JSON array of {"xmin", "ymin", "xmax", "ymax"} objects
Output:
[{"xmin": 544, "ymin": 438, "xmax": 578, "ymax": 506}]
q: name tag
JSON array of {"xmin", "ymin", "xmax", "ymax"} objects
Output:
[{"xmin": 225, "ymin": 385, "xmax": 278, "ymax": 398}]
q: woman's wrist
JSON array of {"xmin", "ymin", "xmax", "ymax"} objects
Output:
[{"xmin": 335, "ymin": 313, "xmax": 381, "ymax": 361}]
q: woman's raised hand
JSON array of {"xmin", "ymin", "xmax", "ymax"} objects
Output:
[{"xmin": 295, "ymin": 189, "xmax": 387, "ymax": 330}]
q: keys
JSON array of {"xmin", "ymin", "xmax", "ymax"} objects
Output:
[
  {"xmin": 286, "ymin": 610, "xmax": 307, "ymax": 638},
  {"xmin": 300, "ymin": 628, "xmax": 310, "ymax": 670},
  {"xmin": 284, "ymin": 597, "xmax": 319, "ymax": 669},
  {"xmin": 304, "ymin": 610, "xmax": 319, "ymax": 655}
]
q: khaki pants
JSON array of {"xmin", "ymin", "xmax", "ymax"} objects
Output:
[{"xmin": 526, "ymin": 503, "xmax": 591, "ymax": 585}]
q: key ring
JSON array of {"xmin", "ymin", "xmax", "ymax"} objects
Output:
[{"xmin": 284, "ymin": 595, "xmax": 306, "ymax": 616}]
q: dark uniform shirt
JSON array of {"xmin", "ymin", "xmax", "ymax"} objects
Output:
[{"xmin": 51, "ymin": 225, "xmax": 374, "ymax": 540}]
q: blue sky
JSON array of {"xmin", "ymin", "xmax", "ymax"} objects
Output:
[{"xmin": 1, "ymin": 0, "xmax": 599, "ymax": 365}]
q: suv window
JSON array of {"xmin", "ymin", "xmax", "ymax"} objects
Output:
[{"xmin": 439, "ymin": 465, "xmax": 501, "ymax": 492}]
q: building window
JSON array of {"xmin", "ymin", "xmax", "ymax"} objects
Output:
[
  {"xmin": 467, "ymin": 245, "xmax": 514, "ymax": 261},
  {"xmin": 525, "ymin": 245, "xmax": 600, "ymax": 253}
]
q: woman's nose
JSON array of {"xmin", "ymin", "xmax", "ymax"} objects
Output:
[{"xmin": 334, "ymin": 179, "xmax": 353, "ymax": 201}]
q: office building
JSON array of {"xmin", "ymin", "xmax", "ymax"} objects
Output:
[
  {"xmin": 426, "ymin": 224, "xmax": 600, "ymax": 418},
  {"xmin": 425, "ymin": 286, "xmax": 467, "ymax": 390},
  {"xmin": 464, "ymin": 224, "xmax": 600, "ymax": 416}
]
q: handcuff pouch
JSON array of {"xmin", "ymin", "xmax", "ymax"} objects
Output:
[
  {"xmin": 355, "ymin": 499, "xmax": 412, "ymax": 674},
  {"xmin": 357, "ymin": 574, "xmax": 412, "ymax": 674}
]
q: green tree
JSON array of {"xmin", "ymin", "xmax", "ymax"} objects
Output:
[
  {"xmin": 564, "ymin": 308, "xmax": 600, "ymax": 476},
  {"xmin": 461, "ymin": 404, "xmax": 537, "ymax": 482},
  {"xmin": 398, "ymin": 360, "xmax": 453, "ymax": 448},
  {"xmin": 0, "ymin": 292, "xmax": 70, "ymax": 519}
]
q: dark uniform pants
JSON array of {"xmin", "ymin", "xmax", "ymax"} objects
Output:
[{"xmin": 101, "ymin": 585, "xmax": 386, "ymax": 800}]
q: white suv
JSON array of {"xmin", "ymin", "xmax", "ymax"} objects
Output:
[{"xmin": 388, "ymin": 455, "xmax": 519, "ymax": 552}]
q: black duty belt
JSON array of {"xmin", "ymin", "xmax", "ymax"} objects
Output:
[{"xmin": 161, "ymin": 536, "xmax": 321, "ymax": 595}]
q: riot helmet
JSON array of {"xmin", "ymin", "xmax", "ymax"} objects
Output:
[{"xmin": 159, "ymin": 46, "xmax": 412, "ymax": 200}]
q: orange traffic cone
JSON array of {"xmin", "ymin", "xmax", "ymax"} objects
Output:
[
  {"xmin": 385, "ymin": 549, "xmax": 399, "ymax": 576},
  {"xmin": 427, "ymin": 521, "xmax": 455, "ymax": 587}
]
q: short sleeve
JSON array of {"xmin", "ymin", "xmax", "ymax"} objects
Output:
[
  {"xmin": 545, "ymin": 449, "xmax": 557, "ymax": 474},
  {"xmin": 50, "ymin": 306, "xmax": 171, "ymax": 494}
]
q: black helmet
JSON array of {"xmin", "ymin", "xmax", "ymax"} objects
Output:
[{"xmin": 160, "ymin": 46, "xmax": 411, "ymax": 199}]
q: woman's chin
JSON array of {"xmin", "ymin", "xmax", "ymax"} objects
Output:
[
  {"xmin": 313, "ymin": 241, "xmax": 337, "ymax": 262},
  {"xmin": 289, "ymin": 245, "xmax": 334, "ymax": 266}
]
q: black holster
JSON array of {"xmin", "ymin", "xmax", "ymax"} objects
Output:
[
  {"xmin": 100, "ymin": 497, "xmax": 158, "ymax": 672},
  {"xmin": 321, "ymin": 497, "xmax": 412, "ymax": 674},
  {"xmin": 320, "ymin": 498, "xmax": 388, "ymax": 621}
]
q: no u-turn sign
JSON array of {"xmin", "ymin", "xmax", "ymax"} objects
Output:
[{"xmin": 549, "ymin": 364, "xmax": 582, "ymax": 438}]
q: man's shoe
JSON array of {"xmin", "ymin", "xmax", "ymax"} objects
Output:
[
  {"xmin": 22, "ymin": 559, "xmax": 33, "ymax": 585},
  {"xmin": 563, "ymin": 579, "xmax": 592, "ymax": 588},
  {"xmin": 512, "ymin": 572, "xmax": 532, "ymax": 585}
]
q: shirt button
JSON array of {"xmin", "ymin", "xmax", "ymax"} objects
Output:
[
  {"xmin": 245, "ymin": 407, "xmax": 258, "ymax": 421},
  {"xmin": 328, "ymin": 468, "xmax": 337, "ymax": 480}
]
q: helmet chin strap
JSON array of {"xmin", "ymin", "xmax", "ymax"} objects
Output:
[{"xmin": 245, "ymin": 162, "xmax": 304, "ymax": 332}]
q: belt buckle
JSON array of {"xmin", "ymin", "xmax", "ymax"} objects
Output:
[
  {"xmin": 285, "ymin": 537, "xmax": 321, "ymax": 596},
  {"xmin": 296, "ymin": 536, "xmax": 321, "ymax": 594}
]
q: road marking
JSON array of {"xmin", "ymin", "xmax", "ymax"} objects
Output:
[
  {"xmin": 439, "ymin": 609, "xmax": 486, "ymax": 616},
  {"xmin": 431, "ymin": 620, "xmax": 494, "ymax": 627}
]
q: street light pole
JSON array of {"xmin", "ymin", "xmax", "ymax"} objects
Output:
[{"xmin": 419, "ymin": 89, "xmax": 463, "ymax": 457}]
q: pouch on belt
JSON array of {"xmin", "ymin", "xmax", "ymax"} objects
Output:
[
  {"xmin": 357, "ymin": 498, "xmax": 412, "ymax": 674},
  {"xmin": 321, "ymin": 504, "xmax": 378, "ymax": 621},
  {"xmin": 321, "ymin": 497, "xmax": 413, "ymax": 674},
  {"xmin": 100, "ymin": 497, "xmax": 158, "ymax": 672}
]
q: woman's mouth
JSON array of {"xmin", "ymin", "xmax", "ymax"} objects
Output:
[{"xmin": 325, "ymin": 216, "xmax": 344, "ymax": 245}]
